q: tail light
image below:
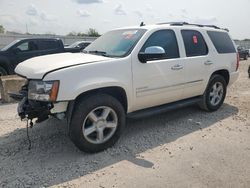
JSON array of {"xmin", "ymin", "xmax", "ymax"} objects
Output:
[{"xmin": 236, "ymin": 53, "xmax": 240, "ymax": 71}]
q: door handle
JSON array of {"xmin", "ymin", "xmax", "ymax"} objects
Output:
[
  {"xmin": 171, "ymin": 64, "xmax": 183, "ymax": 70},
  {"xmin": 204, "ymin": 60, "xmax": 213, "ymax": 65}
]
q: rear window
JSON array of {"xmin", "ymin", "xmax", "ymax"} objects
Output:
[
  {"xmin": 207, "ymin": 31, "xmax": 236, "ymax": 54},
  {"xmin": 181, "ymin": 30, "xmax": 208, "ymax": 57},
  {"xmin": 38, "ymin": 40, "xmax": 60, "ymax": 50}
]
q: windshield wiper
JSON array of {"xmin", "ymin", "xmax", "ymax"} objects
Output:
[{"xmin": 88, "ymin": 50, "xmax": 110, "ymax": 57}]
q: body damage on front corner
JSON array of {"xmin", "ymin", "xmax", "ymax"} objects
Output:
[
  {"xmin": 12, "ymin": 53, "xmax": 114, "ymax": 122},
  {"xmin": 15, "ymin": 81, "xmax": 68, "ymax": 123}
]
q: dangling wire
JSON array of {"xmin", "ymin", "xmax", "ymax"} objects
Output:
[{"xmin": 26, "ymin": 119, "xmax": 33, "ymax": 150}]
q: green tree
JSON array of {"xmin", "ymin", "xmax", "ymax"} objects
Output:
[
  {"xmin": 0, "ymin": 25, "xmax": 5, "ymax": 33},
  {"xmin": 87, "ymin": 28, "xmax": 100, "ymax": 37},
  {"xmin": 77, "ymin": 32, "xmax": 87, "ymax": 37},
  {"xmin": 67, "ymin": 31, "xmax": 77, "ymax": 36}
]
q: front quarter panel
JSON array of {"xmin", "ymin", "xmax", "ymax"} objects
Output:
[{"xmin": 43, "ymin": 57, "xmax": 133, "ymax": 111}]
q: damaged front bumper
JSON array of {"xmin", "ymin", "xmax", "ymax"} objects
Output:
[
  {"xmin": 17, "ymin": 97, "xmax": 53, "ymax": 122},
  {"xmin": 11, "ymin": 84, "xmax": 67, "ymax": 122}
]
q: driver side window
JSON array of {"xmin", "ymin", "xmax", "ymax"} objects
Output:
[{"xmin": 140, "ymin": 30, "xmax": 180, "ymax": 59}]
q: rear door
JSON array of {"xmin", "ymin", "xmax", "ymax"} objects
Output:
[
  {"xmin": 37, "ymin": 39, "xmax": 62, "ymax": 56},
  {"xmin": 180, "ymin": 30, "xmax": 211, "ymax": 99}
]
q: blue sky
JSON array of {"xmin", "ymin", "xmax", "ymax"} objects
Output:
[{"xmin": 0, "ymin": 0, "xmax": 249, "ymax": 39}]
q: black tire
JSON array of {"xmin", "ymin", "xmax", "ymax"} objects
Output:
[
  {"xmin": 244, "ymin": 55, "xmax": 248, "ymax": 60},
  {"xmin": 69, "ymin": 93, "xmax": 126, "ymax": 153},
  {"xmin": 199, "ymin": 74, "xmax": 227, "ymax": 112},
  {"xmin": 0, "ymin": 66, "xmax": 7, "ymax": 76},
  {"xmin": 248, "ymin": 65, "xmax": 250, "ymax": 78}
]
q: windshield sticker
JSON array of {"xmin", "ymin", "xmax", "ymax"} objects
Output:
[
  {"xmin": 193, "ymin": 35, "xmax": 198, "ymax": 44},
  {"xmin": 122, "ymin": 30, "xmax": 138, "ymax": 39},
  {"xmin": 122, "ymin": 30, "xmax": 138, "ymax": 35}
]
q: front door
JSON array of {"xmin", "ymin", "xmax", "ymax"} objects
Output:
[{"xmin": 131, "ymin": 29, "xmax": 185, "ymax": 111}]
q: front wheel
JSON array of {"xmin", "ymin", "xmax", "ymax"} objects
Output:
[
  {"xmin": 69, "ymin": 94, "xmax": 126, "ymax": 153},
  {"xmin": 199, "ymin": 75, "xmax": 227, "ymax": 112},
  {"xmin": 244, "ymin": 55, "xmax": 248, "ymax": 60}
]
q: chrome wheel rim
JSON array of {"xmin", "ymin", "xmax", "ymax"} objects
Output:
[
  {"xmin": 82, "ymin": 106, "xmax": 118, "ymax": 144},
  {"xmin": 209, "ymin": 82, "xmax": 224, "ymax": 106}
]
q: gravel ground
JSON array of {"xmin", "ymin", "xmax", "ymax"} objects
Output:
[{"xmin": 0, "ymin": 60, "xmax": 250, "ymax": 188}]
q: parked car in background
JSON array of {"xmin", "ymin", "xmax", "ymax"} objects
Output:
[
  {"xmin": 237, "ymin": 46, "xmax": 249, "ymax": 60},
  {"xmin": 248, "ymin": 65, "xmax": 250, "ymax": 78},
  {"xmin": 14, "ymin": 22, "xmax": 239, "ymax": 153},
  {"xmin": 0, "ymin": 38, "xmax": 81, "ymax": 76},
  {"xmin": 66, "ymin": 41, "xmax": 92, "ymax": 51}
]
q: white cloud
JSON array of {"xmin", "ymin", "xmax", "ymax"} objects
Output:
[
  {"xmin": 40, "ymin": 11, "xmax": 57, "ymax": 22},
  {"xmin": 181, "ymin": 9, "xmax": 188, "ymax": 14},
  {"xmin": 146, "ymin": 4, "xmax": 153, "ymax": 12},
  {"xmin": 103, "ymin": 19, "xmax": 111, "ymax": 23},
  {"xmin": 114, "ymin": 4, "xmax": 126, "ymax": 15},
  {"xmin": 133, "ymin": 10, "xmax": 143, "ymax": 18},
  {"xmin": 77, "ymin": 9, "xmax": 91, "ymax": 17},
  {"xmin": 73, "ymin": 0, "xmax": 103, "ymax": 4},
  {"xmin": 26, "ymin": 4, "xmax": 38, "ymax": 16},
  {"xmin": 193, "ymin": 17, "xmax": 218, "ymax": 25},
  {"xmin": 29, "ymin": 17, "xmax": 39, "ymax": 26}
]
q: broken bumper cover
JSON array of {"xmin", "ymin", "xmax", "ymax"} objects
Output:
[{"xmin": 17, "ymin": 96, "xmax": 53, "ymax": 122}]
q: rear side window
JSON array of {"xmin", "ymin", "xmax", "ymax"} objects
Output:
[
  {"xmin": 207, "ymin": 31, "xmax": 236, "ymax": 54},
  {"xmin": 181, "ymin": 30, "xmax": 208, "ymax": 57},
  {"xmin": 141, "ymin": 30, "xmax": 179, "ymax": 59},
  {"xmin": 38, "ymin": 40, "xmax": 60, "ymax": 50}
]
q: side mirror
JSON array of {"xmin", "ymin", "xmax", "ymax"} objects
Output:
[{"xmin": 138, "ymin": 46, "xmax": 166, "ymax": 63}]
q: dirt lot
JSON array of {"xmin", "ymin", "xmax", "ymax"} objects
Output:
[{"xmin": 0, "ymin": 60, "xmax": 249, "ymax": 188}]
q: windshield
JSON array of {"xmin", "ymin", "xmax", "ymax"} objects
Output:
[
  {"xmin": 1, "ymin": 40, "xmax": 20, "ymax": 51},
  {"xmin": 84, "ymin": 29, "xmax": 146, "ymax": 57}
]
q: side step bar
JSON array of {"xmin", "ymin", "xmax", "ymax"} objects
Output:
[{"xmin": 127, "ymin": 97, "xmax": 202, "ymax": 119}]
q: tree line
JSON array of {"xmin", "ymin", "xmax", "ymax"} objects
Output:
[{"xmin": 0, "ymin": 24, "xmax": 100, "ymax": 37}]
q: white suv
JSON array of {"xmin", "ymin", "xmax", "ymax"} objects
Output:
[{"xmin": 14, "ymin": 22, "xmax": 239, "ymax": 152}]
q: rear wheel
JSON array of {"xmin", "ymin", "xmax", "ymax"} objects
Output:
[
  {"xmin": 244, "ymin": 54, "xmax": 248, "ymax": 60},
  {"xmin": 199, "ymin": 75, "xmax": 227, "ymax": 112},
  {"xmin": 69, "ymin": 93, "xmax": 126, "ymax": 153},
  {"xmin": 0, "ymin": 66, "xmax": 7, "ymax": 76}
]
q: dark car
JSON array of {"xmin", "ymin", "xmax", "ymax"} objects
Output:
[
  {"xmin": 66, "ymin": 41, "xmax": 91, "ymax": 51},
  {"xmin": 0, "ymin": 38, "xmax": 81, "ymax": 76},
  {"xmin": 237, "ymin": 46, "xmax": 249, "ymax": 60},
  {"xmin": 248, "ymin": 65, "xmax": 250, "ymax": 78}
]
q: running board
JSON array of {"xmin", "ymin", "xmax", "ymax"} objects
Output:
[{"xmin": 127, "ymin": 97, "xmax": 202, "ymax": 119}]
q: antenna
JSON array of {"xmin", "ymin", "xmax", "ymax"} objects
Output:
[{"xmin": 140, "ymin": 22, "xmax": 145, "ymax": 27}]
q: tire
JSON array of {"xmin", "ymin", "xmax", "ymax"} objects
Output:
[
  {"xmin": 0, "ymin": 66, "xmax": 7, "ymax": 76},
  {"xmin": 248, "ymin": 65, "xmax": 250, "ymax": 78},
  {"xmin": 199, "ymin": 74, "xmax": 227, "ymax": 112},
  {"xmin": 69, "ymin": 93, "xmax": 126, "ymax": 153},
  {"xmin": 244, "ymin": 55, "xmax": 248, "ymax": 60}
]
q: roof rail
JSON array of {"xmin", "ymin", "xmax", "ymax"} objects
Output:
[{"xmin": 157, "ymin": 22, "xmax": 229, "ymax": 32}]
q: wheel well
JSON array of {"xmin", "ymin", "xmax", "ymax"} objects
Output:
[
  {"xmin": 212, "ymin": 70, "xmax": 230, "ymax": 85},
  {"xmin": 75, "ymin": 86, "xmax": 128, "ymax": 112}
]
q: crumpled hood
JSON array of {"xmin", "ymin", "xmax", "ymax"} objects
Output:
[{"xmin": 15, "ymin": 53, "xmax": 111, "ymax": 79}]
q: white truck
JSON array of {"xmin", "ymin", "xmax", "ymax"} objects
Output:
[{"xmin": 14, "ymin": 22, "xmax": 239, "ymax": 152}]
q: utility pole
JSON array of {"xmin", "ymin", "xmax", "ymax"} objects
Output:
[{"xmin": 26, "ymin": 24, "xmax": 29, "ymax": 34}]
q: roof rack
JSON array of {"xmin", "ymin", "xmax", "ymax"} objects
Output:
[{"xmin": 157, "ymin": 22, "xmax": 229, "ymax": 32}]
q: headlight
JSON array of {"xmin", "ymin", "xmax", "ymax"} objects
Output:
[{"xmin": 28, "ymin": 80, "xmax": 59, "ymax": 102}]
